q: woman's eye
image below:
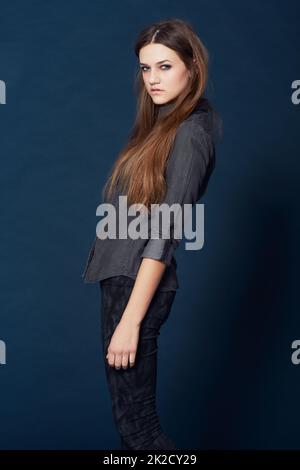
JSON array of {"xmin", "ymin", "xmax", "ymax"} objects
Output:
[{"xmin": 140, "ymin": 65, "xmax": 171, "ymax": 72}]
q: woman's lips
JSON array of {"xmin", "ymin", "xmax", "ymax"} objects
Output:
[{"xmin": 151, "ymin": 89, "xmax": 163, "ymax": 93}]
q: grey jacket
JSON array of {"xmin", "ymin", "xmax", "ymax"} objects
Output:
[{"xmin": 81, "ymin": 97, "xmax": 216, "ymax": 291}]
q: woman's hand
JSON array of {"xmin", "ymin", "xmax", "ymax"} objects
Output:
[{"xmin": 106, "ymin": 316, "xmax": 140, "ymax": 370}]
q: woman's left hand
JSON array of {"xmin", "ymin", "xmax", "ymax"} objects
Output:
[{"xmin": 106, "ymin": 317, "xmax": 140, "ymax": 370}]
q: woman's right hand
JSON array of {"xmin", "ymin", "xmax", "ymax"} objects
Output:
[{"xmin": 106, "ymin": 316, "xmax": 141, "ymax": 370}]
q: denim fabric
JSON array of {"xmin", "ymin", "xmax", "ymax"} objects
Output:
[{"xmin": 99, "ymin": 275, "xmax": 177, "ymax": 450}]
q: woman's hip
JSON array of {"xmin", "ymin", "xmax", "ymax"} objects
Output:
[{"xmin": 100, "ymin": 275, "xmax": 176, "ymax": 336}]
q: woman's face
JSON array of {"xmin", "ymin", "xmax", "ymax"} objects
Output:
[{"xmin": 139, "ymin": 43, "xmax": 191, "ymax": 106}]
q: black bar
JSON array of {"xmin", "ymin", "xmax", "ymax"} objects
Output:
[{"xmin": 0, "ymin": 450, "xmax": 299, "ymax": 466}]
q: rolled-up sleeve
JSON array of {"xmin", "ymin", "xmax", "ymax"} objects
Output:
[{"xmin": 140, "ymin": 119, "xmax": 215, "ymax": 266}]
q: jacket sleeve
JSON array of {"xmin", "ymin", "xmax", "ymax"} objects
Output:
[{"xmin": 140, "ymin": 119, "xmax": 215, "ymax": 266}]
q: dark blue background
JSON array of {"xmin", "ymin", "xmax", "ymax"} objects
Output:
[{"xmin": 0, "ymin": 0, "xmax": 299, "ymax": 450}]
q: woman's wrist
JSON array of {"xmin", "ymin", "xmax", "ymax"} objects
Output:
[{"xmin": 121, "ymin": 308, "xmax": 144, "ymax": 327}]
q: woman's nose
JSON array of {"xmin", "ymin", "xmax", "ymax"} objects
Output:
[{"xmin": 149, "ymin": 71, "xmax": 160, "ymax": 83}]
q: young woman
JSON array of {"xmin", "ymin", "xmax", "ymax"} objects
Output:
[{"xmin": 82, "ymin": 18, "xmax": 220, "ymax": 450}]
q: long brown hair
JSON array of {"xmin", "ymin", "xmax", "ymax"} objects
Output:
[{"xmin": 102, "ymin": 18, "xmax": 217, "ymax": 211}]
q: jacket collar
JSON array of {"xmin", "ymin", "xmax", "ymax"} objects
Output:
[
  {"xmin": 157, "ymin": 100, "xmax": 176, "ymax": 116},
  {"xmin": 157, "ymin": 96, "xmax": 210, "ymax": 117}
]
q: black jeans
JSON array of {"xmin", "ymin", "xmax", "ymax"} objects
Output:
[{"xmin": 99, "ymin": 275, "xmax": 177, "ymax": 450}]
